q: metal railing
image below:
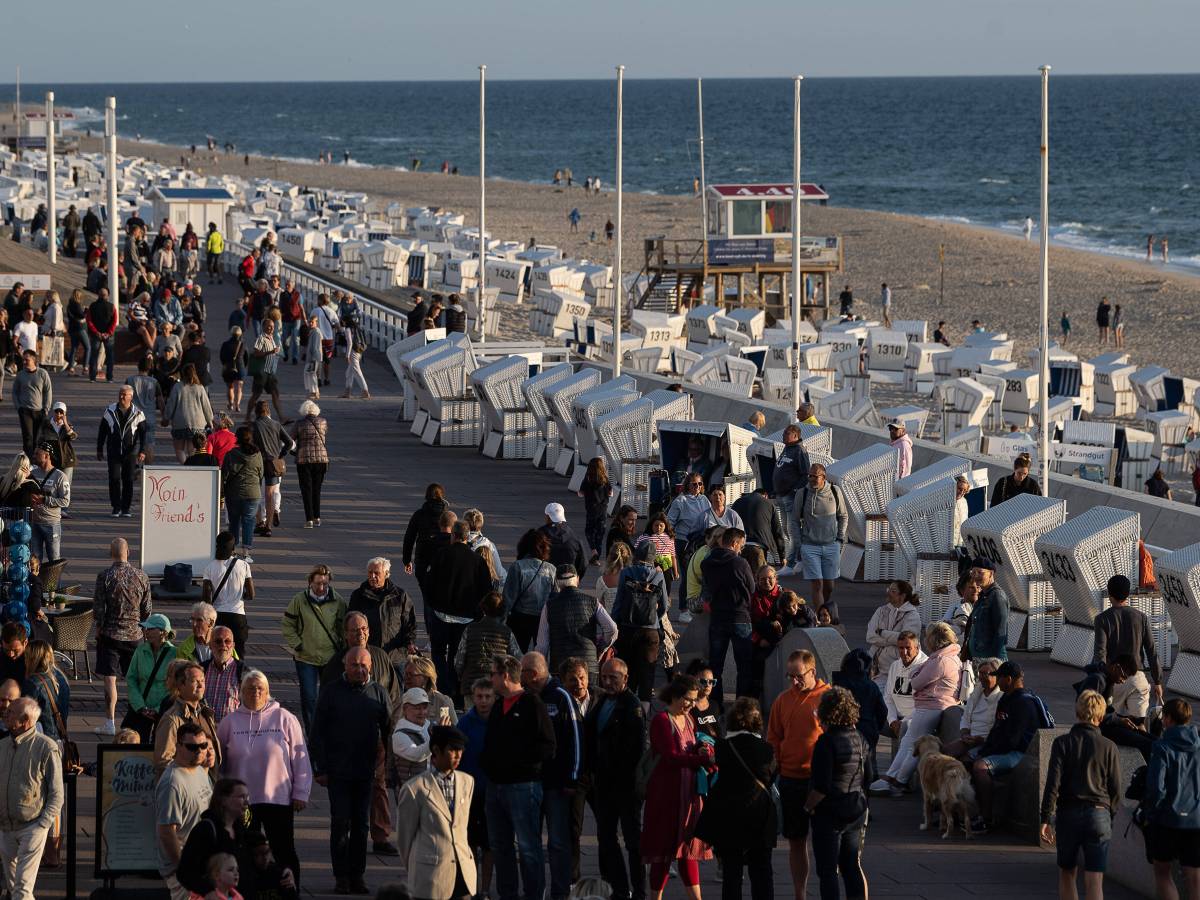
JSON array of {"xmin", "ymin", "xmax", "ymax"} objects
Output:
[{"xmin": 222, "ymin": 241, "xmax": 408, "ymax": 352}]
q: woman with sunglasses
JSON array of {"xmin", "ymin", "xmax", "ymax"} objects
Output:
[{"xmin": 685, "ymin": 658, "xmax": 722, "ymax": 740}]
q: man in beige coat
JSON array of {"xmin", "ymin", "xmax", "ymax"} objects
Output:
[{"xmin": 395, "ymin": 725, "xmax": 476, "ymax": 900}]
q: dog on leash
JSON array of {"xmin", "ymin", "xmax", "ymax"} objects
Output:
[{"xmin": 913, "ymin": 734, "xmax": 975, "ymax": 839}]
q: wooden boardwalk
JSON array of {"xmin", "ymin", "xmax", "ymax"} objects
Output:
[{"xmin": 0, "ymin": 244, "xmax": 1143, "ymax": 898}]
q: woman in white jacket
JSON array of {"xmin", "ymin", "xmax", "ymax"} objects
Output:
[{"xmin": 865, "ymin": 580, "xmax": 923, "ymax": 689}]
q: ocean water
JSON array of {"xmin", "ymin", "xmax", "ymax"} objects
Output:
[{"xmin": 2, "ymin": 76, "xmax": 1197, "ymax": 267}]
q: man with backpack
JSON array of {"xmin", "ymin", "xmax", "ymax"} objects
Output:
[
  {"xmin": 701, "ymin": 527, "xmax": 757, "ymax": 702},
  {"xmin": 792, "ymin": 463, "xmax": 848, "ymax": 620},
  {"xmin": 971, "ymin": 661, "xmax": 1055, "ymax": 832},
  {"xmin": 612, "ymin": 543, "xmax": 666, "ymax": 704}
]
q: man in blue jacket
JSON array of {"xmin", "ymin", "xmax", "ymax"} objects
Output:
[
  {"xmin": 971, "ymin": 661, "xmax": 1051, "ymax": 831},
  {"xmin": 773, "ymin": 425, "xmax": 811, "ymax": 575},
  {"xmin": 1143, "ymin": 698, "xmax": 1200, "ymax": 898}
]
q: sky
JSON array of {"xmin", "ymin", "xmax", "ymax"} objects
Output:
[{"xmin": 7, "ymin": 0, "xmax": 1198, "ymax": 82}]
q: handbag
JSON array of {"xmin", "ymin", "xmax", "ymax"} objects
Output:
[
  {"xmin": 36, "ymin": 674, "xmax": 81, "ymax": 773},
  {"xmin": 269, "ymin": 457, "xmax": 286, "ymax": 478},
  {"xmin": 163, "ymin": 563, "xmax": 193, "ymax": 593},
  {"xmin": 119, "ymin": 644, "xmax": 172, "ymax": 741}
]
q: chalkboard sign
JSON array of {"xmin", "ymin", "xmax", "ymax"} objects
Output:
[
  {"xmin": 95, "ymin": 745, "xmax": 161, "ymax": 878},
  {"xmin": 139, "ymin": 466, "xmax": 219, "ymax": 577}
]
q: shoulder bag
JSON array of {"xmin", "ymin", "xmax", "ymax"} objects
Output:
[
  {"xmin": 37, "ymin": 674, "xmax": 82, "ymax": 773},
  {"xmin": 726, "ymin": 735, "xmax": 784, "ymax": 834},
  {"xmin": 120, "ymin": 644, "xmax": 173, "ymax": 740},
  {"xmin": 210, "ymin": 558, "xmax": 239, "ymax": 608}
]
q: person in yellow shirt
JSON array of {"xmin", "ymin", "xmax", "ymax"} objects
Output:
[
  {"xmin": 796, "ymin": 402, "xmax": 820, "ymax": 426},
  {"xmin": 767, "ymin": 648, "xmax": 830, "ymax": 900},
  {"xmin": 205, "ymin": 223, "xmax": 224, "ymax": 285}
]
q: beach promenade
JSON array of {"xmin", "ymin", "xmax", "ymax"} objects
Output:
[{"xmin": 0, "ymin": 243, "xmax": 1148, "ymax": 899}]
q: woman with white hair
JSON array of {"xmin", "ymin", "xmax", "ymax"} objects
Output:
[
  {"xmin": 869, "ymin": 620, "xmax": 962, "ymax": 797},
  {"xmin": 217, "ymin": 669, "xmax": 311, "ymax": 886},
  {"xmin": 348, "ymin": 557, "xmax": 416, "ymax": 679},
  {"xmin": 176, "ymin": 601, "xmax": 219, "ymax": 663},
  {"xmin": 290, "ymin": 400, "xmax": 329, "ymax": 528}
]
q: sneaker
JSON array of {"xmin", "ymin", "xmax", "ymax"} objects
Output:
[
  {"xmin": 314, "ymin": 518, "xmax": 321, "ymax": 527},
  {"xmin": 304, "ymin": 521, "xmax": 314, "ymax": 529},
  {"xmin": 93, "ymin": 720, "xmax": 116, "ymax": 737},
  {"xmin": 868, "ymin": 778, "xmax": 894, "ymax": 795},
  {"xmin": 120, "ymin": 511, "xmax": 132, "ymax": 518},
  {"xmin": 678, "ymin": 610, "xmax": 693, "ymax": 625},
  {"xmin": 241, "ymin": 553, "xmax": 255, "ymax": 564},
  {"xmin": 111, "ymin": 510, "xmax": 121, "ymax": 518}
]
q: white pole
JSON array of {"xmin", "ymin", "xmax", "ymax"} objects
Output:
[
  {"xmin": 14, "ymin": 66, "xmax": 19, "ymax": 162},
  {"xmin": 614, "ymin": 65, "xmax": 624, "ymax": 380},
  {"xmin": 1038, "ymin": 65, "xmax": 1051, "ymax": 496},
  {"xmin": 46, "ymin": 91, "xmax": 56, "ymax": 265},
  {"xmin": 478, "ymin": 64, "xmax": 487, "ymax": 345},
  {"xmin": 698, "ymin": 78, "xmax": 707, "ymax": 239},
  {"xmin": 106, "ymin": 97, "xmax": 119, "ymax": 318},
  {"xmin": 790, "ymin": 76, "xmax": 804, "ymax": 410}
]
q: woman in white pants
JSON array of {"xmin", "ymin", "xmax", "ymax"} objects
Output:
[
  {"xmin": 869, "ymin": 622, "xmax": 964, "ymax": 796},
  {"xmin": 341, "ymin": 324, "xmax": 370, "ymax": 400}
]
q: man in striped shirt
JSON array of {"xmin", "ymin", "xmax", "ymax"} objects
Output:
[{"xmin": 202, "ymin": 627, "xmax": 244, "ymax": 723}]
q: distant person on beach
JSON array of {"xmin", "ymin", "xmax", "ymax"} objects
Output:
[
  {"xmin": 1024, "ymin": 217, "xmax": 1033, "ymax": 241},
  {"xmin": 933, "ymin": 320, "xmax": 950, "ymax": 346},
  {"xmin": 879, "ymin": 283, "xmax": 893, "ymax": 328},
  {"xmin": 569, "ymin": 208, "xmax": 581, "ymax": 233},
  {"xmin": 693, "ymin": 177, "xmax": 700, "ymax": 196},
  {"xmin": 592, "ymin": 178, "xmax": 601, "ymax": 194},
  {"xmin": 411, "ymin": 158, "xmax": 421, "ymax": 171},
  {"xmin": 1162, "ymin": 236, "xmax": 1169, "ymax": 263},
  {"xmin": 440, "ymin": 161, "xmax": 449, "ymax": 174},
  {"xmin": 1060, "ymin": 311, "xmax": 1071, "ymax": 346},
  {"xmin": 1113, "ymin": 304, "xmax": 1125, "ymax": 348},
  {"xmin": 1096, "ymin": 297, "xmax": 1112, "ymax": 346},
  {"xmin": 553, "ymin": 169, "xmax": 562, "ymax": 186},
  {"xmin": 1147, "ymin": 234, "xmax": 1155, "ymax": 260},
  {"xmin": 344, "ymin": 151, "xmax": 351, "ymax": 164},
  {"xmin": 605, "ymin": 219, "xmax": 614, "ymax": 242},
  {"xmin": 839, "ymin": 284, "xmax": 854, "ymax": 317}
]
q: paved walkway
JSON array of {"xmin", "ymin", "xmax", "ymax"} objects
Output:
[{"xmin": 0, "ymin": 246, "xmax": 1145, "ymax": 898}]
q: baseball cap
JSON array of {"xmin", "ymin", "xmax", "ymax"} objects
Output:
[
  {"xmin": 971, "ymin": 558, "xmax": 996, "ymax": 571},
  {"xmin": 402, "ymin": 687, "xmax": 430, "ymax": 706},
  {"xmin": 51, "ymin": 401, "xmax": 67, "ymax": 413},
  {"xmin": 545, "ymin": 502, "xmax": 566, "ymax": 524},
  {"xmin": 140, "ymin": 613, "xmax": 173, "ymax": 633},
  {"xmin": 995, "ymin": 661, "xmax": 1023, "ymax": 680},
  {"xmin": 555, "ymin": 564, "xmax": 577, "ymax": 580}
]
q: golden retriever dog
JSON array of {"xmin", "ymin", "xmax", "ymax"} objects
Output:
[{"xmin": 913, "ymin": 734, "xmax": 975, "ymax": 839}]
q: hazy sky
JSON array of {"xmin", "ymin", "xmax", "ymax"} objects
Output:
[{"xmin": 8, "ymin": 0, "xmax": 1198, "ymax": 82}]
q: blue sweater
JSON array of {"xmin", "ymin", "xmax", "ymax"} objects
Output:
[{"xmin": 1147, "ymin": 725, "xmax": 1200, "ymax": 829}]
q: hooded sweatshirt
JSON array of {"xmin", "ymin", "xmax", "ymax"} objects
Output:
[
  {"xmin": 1146, "ymin": 725, "xmax": 1200, "ymax": 829},
  {"xmin": 891, "ymin": 433, "xmax": 913, "ymax": 479},
  {"xmin": 217, "ymin": 700, "xmax": 313, "ymax": 807},
  {"xmin": 700, "ymin": 547, "xmax": 756, "ymax": 626},
  {"xmin": 883, "ymin": 650, "xmax": 928, "ymax": 723},
  {"xmin": 909, "ymin": 644, "xmax": 963, "ymax": 710},
  {"xmin": 403, "ymin": 497, "xmax": 449, "ymax": 571}
]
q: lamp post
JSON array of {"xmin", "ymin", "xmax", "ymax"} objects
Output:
[
  {"xmin": 106, "ymin": 97, "xmax": 119, "ymax": 317},
  {"xmin": 613, "ymin": 65, "xmax": 624, "ymax": 379},
  {"xmin": 1037, "ymin": 66, "xmax": 1051, "ymax": 496},
  {"xmin": 46, "ymin": 91, "xmax": 56, "ymax": 265},
  {"xmin": 790, "ymin": 75, "xmax": 804, "ymax": 410},
  {"xmin": 478, "ymin": 64, "xmax": 487, "ymax": 344}
]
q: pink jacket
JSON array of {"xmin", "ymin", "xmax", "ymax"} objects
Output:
[
  {"xmin": 909, "ymin": 644, "xmax": 962, "ymax": 710},
  {"xmin": 217, "ymin": 699, "xmax": 313, "ymax": 806}
]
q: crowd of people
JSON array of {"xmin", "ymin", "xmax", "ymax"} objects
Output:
[{"xmin": 6, "ymin": 226, "xmax": 1200, "ymax": 900}]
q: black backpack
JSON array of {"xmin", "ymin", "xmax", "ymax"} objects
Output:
[{"xmin": 620, "ymin": 577, "xmax": 660, "ymax": 629}]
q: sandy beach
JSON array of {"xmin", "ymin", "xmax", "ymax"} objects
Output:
[{"xmin": 82, "ymin": 135, "xmax": 1200, "ymax": 379}]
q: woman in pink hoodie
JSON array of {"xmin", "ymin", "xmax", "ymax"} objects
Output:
[
  {"xmin": 868, "ymin": 621, "xmax": 963, "ymax": 797},
  {"xmin": 216, "ymin": 670, "xmax": 311, "ymax": 886}
]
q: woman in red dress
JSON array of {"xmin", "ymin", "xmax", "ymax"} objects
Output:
[{"xmin": 640, "ymin": 674, "xmax": 715, "ymax": 900}]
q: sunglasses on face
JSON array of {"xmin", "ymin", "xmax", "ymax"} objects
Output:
[
  {"xmin": 182, "ymin": 742, "xmax": 209, "ymax": 753},
  {"xmin": 696, "ymin": 678, "xmax": 716, "ymax": 686}
]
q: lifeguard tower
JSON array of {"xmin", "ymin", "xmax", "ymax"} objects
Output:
[{"xmin": 634, "ymin": 183, "xmax": 843, "ymax": 321}]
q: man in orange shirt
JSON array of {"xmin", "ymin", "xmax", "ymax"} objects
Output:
[{"xmin": 768, "ymin": 649, "xmax": 830, "ymax": 900}]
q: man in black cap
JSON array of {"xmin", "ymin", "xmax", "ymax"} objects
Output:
[
  {"xmin": 970, "ymin": 660, "xmax": 1053, "ymax": 831},
  {"xmin": 1092, "ymin": 574, "xmax": 1163, "ymax": 704},
  {"xmin": 966, "ymin": 558, "xmax": 1010, "ymax": 663}
]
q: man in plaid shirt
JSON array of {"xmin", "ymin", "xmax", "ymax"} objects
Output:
[{"xmin": 203, "ymin": 626, "xmax": 245, "ymax": 723}]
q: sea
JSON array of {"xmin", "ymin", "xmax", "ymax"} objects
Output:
[{"xmin": 3, "ymin": 75, "xmax": 1197, "ymax": 268}]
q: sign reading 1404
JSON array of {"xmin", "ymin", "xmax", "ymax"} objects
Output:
[{"xmin": 1039, "ymin": 550, "xmax": 1078, "ymax": 583}]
